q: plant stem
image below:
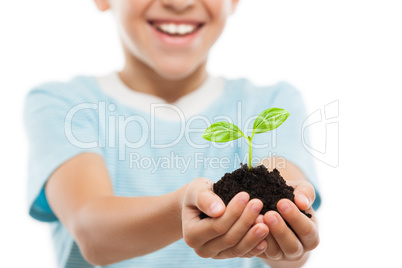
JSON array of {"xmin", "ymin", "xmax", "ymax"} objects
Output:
[{"xmin": 248, "ymin": 136, "xmax": 252, "ymax": 170}]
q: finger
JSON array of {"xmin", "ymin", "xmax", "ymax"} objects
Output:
[
  {"xmin": 263, "ymin": 234, "xmax": 283, "ymax": 260},
  {"xmin": 204, "ymin": 199, "xmax": 264, "ymax": 254},
  {"xmin": 290, "ymin": 180, "xmax": 316, "ymax": 211},
  {"xmin": 255, "ymin": 214, "xmax": 264, "ymax": 225},
  {"xmin": 277, "ymin": 199, "xmax": 319, "ymax": 251},
  {"xmin": 263, "ymin": 210, "xmax": 304, "ymax": 260},
  {"xmin": 186, "ymin": 192, "xmax": 249, "ymax": 249},
  {"xmin": 182, "ymin": 178, "xmax": 226, "ymax": 245},
  {"xmin": 186, "ymin": 177, "xmax": 226, "ymax": 217},
  {"xmin": 242, "ymin": 240, "xmax": 268, "ymax": 258},
  {"xmin": 213, "ymin": 223, "xmax": 268, "ymax": 259}
]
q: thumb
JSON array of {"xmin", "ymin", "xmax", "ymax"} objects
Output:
[
  {"xmin": 189, "ymin": 177, "xmax": 225, "ymax": 218},
  {"xmin": 292, "ymin": 181, "xmax": 316, "ymax": 211}
]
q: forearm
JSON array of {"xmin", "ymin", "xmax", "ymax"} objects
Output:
[
  {"xmin": 261, "ymin": 157, "xmax": 308, "ymax": 183},
  {"xmin": 73, "ymin": 184, "xmax": 188, "ymax": 265}
]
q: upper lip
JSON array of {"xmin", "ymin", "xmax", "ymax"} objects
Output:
[{"xmin": 148, "ymin": 19, "xmax": 205, "ymax": 26}]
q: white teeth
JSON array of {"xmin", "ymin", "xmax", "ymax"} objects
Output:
[
  {"xmin": 156, "ymin": 23, "xmax": 197, "ymax": 36},
  {"xmin": 160, "ymin": 24, "xmax": 171, "ymax": 33},
  {"xmin": 167, "ymin": 23, "xmax": 176, "ymax": 33},
  {"xmin": 178, "ymin": 24, "xmax": 187, "ymax": 35}
]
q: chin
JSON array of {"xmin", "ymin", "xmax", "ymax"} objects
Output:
[{"xmin": 153, "ymin": 61, "xmax": 202, "ymax": 81}]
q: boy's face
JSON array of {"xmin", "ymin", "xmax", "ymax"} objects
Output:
[{"xmin": 95, "ymin": 0, "xmax": 239, "ymax": 80}]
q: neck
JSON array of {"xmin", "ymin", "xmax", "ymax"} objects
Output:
[{"xmin": 118, "ymin": 50, "xmax": 208, "ymax": 103}]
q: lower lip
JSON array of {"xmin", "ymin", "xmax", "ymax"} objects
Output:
[{"xmin": 148, "ymin": 24, "xmax": 202, "ymax": 47}]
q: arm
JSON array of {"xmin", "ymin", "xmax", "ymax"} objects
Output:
[
  {"xmin": 46, "ymin": 152, "xmax": 269, "ymax": 266},
  {"xmin": 45, "ymin": 152, "xmax": 187, "ymax": 266},
  {"xmin": 257, "ymin": 157, "xmax": 319, "ymax": 268}
]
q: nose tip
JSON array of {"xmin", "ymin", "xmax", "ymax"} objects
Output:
[{"xmin": 160, "ymin": 0, "xmax": 195, "ymax": 12}]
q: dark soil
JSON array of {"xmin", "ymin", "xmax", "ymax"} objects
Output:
[{"xmin": 199, "ymin": 164, "xmax": 311, "ymax": 227}]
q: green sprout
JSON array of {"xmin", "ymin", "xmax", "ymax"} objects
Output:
[{"xmin": 202, "ymin": 108, "xmax": 290, "ymax": 170}]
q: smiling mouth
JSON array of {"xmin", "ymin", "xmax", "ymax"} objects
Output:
[{"xmin": 148, "ymin": 21, "xmax": 204, "ymax": 37}]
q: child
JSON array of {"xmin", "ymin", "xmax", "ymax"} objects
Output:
[{"xmin": 24, "ymin": 0, "xmax": 321, "ymax": 267}]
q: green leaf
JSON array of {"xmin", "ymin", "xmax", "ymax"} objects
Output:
[
  {"xmin": 202, "ymin": 121, "xmax": 245, "ymax": 142},
  {"xmin": 253, "ymin": 108, "xmax": 290, "ymax": 134}
]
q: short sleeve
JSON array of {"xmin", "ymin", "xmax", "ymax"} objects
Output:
[
  {"xmin": 252, "ymin": 82, "xmax": 322, "ymax": 210},
  {"xmin": 23, "ymin": 85, "xmax": 103, "ymax": 222}
]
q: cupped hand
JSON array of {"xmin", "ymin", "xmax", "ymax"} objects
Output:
[
  {"xmin": 182, "ymin": 177, "xmax": 269, "ymax": 259},
  {"xmin": 257, "ymin": 180, "xmax": 319, "ymax": 262}
]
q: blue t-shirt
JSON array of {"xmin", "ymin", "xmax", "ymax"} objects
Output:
[{"xmin": 23, "ymin": 74, "xmax": 321, "ymax": 268}]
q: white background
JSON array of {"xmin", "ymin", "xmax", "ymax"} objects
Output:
[{"xmin": 1, "ymin": 0, "xmax": 401, "ymax": 267}]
